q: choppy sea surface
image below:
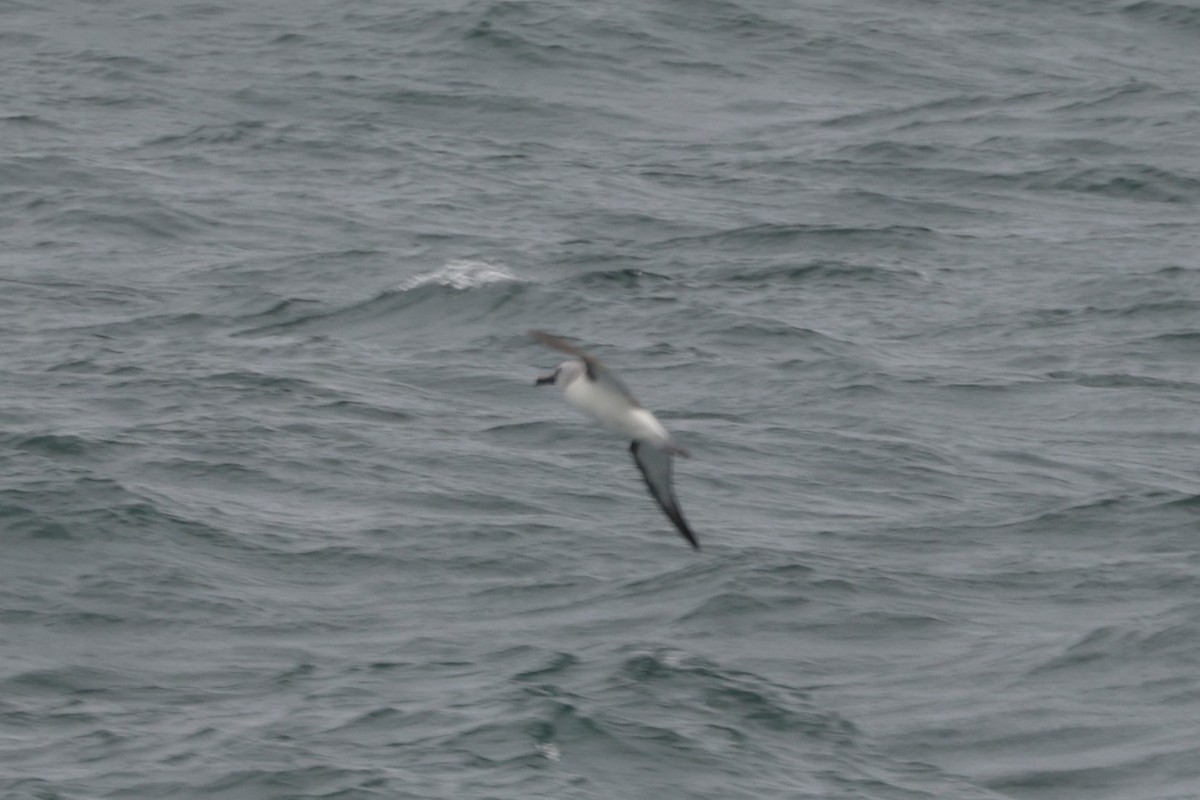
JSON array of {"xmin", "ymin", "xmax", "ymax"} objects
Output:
[{"xmin": 3, "ymin": 1, "xmax": 1200, "ymax": 798}]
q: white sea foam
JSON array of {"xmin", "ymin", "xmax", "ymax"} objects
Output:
[
  {"xmin": 535, "ymin": 741, "xmax": 561, "ymax": 762},
  {"xmin": 397, "ymin": 259, "xmax": 516, "ymax": 291}
]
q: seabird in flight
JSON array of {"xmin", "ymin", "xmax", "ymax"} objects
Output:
[{"xmin": 531, "ymin": 330, "xmax": 699, "ymax": 550}]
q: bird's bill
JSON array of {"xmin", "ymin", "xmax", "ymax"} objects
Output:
[{"xmin": 535, "ymin": 370, "xmax": 558, "ymax": 386}]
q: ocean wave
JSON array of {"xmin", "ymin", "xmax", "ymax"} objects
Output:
[
  {"xmin": 1027, "ymin": 163, "xmax": 1200, "ymax": 203},
  {"xmin": 1044, "ymin": 370, "xmax": 1198, "ymax": 392},
  {"xmin": 566, "ymin": 267, "xmax": 669, "ymax": 287},
  {"xmin": 726, "ymin": 259, "xmax": 926, "ymax": 286},
  {"xmin": 234, "ymin": 259, "xmax": 527, "ymax": 338},
  {"xmin": 1123, "ymin": 0, "xmax": 1200, "ymax": 31},
  {"xmin": 1029, "ymin": 614, "xmax": 1200, "ymax": 676},
  {"xmin": 142, "ymin": 120, "xmax": 270, "ymax": 149},
  {"xmin": 396, "ymin": 259, "xmax": 518, "ymax": 291},
  {"xmin": 659, "ymin": 223, "xmax": 938, "ymax": 253},
  {"xmin": 44, "ymin": 200, "xmax": 221, "ymax": 241}
]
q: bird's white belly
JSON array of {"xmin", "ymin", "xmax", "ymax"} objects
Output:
[{"xmin": 564, "ymin": 380, "xmax": 669, "ymax": 444}]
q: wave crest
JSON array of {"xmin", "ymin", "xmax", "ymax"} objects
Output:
[{"xmin": 397, "ymin": 259, "xmax": 516, "ymax": 291}]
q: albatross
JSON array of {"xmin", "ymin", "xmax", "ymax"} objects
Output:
[{"xmin": 531, "ymin": 330, "xmax": 699, "ymax": 550}]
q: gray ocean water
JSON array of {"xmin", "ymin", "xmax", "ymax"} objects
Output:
[{"xmin": 3, "ymin": 1, "xmax": 1200, "ymax": 798}]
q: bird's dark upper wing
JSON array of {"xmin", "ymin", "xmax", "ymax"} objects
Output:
[
  {"xmin": 529, "ymin": 330, "xmax": 640, "ymax": 404},
  {"xmin": 529, "ymin": 330, "xmax": 604, "ymax": 380},
  {"xmin": 630, "ymin": 440, "xmax": 700, "ymax": 550}
]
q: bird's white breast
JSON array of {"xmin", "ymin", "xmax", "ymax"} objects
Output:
[{"xmin": 563, "ymin": 375, "xmax": 670, "ymax": 445}]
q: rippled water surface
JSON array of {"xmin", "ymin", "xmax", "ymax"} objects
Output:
[{"xmin": 2, "ymin": 1, "xmax": 1199, "ymax": 798}]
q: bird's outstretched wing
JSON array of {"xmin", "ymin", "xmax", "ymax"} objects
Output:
[
  {"xmin": 630, "ymin": 440, "xmax": 700, "ymax": 550},
  {"xmin": 529, "ymin": 330, "xmax": 604, "ymax": 380},
  {"xmin": 529, "ymin": 330, "xmax": 640, "ymax": 404}
]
